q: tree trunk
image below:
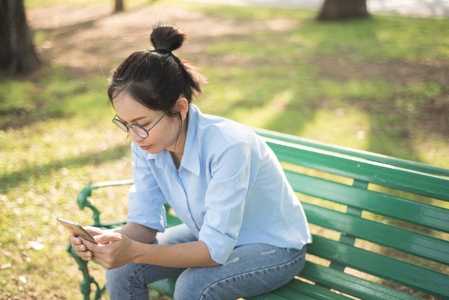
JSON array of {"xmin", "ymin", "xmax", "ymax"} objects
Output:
[
  {"xmin": 0, "ymin": 0, "xmax": 41, "ymax": 74},
  {"xmin": 114, "ymin": 0, "xmax": 124, "ymax": 13},
  {"xmin": 317, "ymin": 0, "xmax": 370, "ymax": 21}
]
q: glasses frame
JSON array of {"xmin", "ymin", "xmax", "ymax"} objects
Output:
[{"xmin": 112, "ymin": 110, "xmax": 169, "ymax": 138}]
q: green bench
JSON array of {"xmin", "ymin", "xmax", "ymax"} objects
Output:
[{"xmin": 67, "ymin": 128, "xmax": 449, "ymax": 300}]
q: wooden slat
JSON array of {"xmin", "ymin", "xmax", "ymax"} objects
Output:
[
  {"xmin": 255, "ymin": 128, "xmax": 449, "ymax": 177},
  {"xmin": 308, "ymin": 236, "xmax": 449, "ymax": 298},
  {"xmin": 148, "ymin": 278, "xmax": 176, "ymax": 298},
  {"xmin": 285, "ymin": 171, "xmax": 449, "ymax": 233},
  {"xmin": 271, "ymin": 288, "xmax": 317, "ymax": 300},
  {"xmin": 166, "ymin": 213, "xmax": 182, "ymax": 227},
  {"xmin": 303, "ymin": 202, "xmax": 449, "ymax": 265},
  {"xmin": 248, "ymin": 293, "xmax": 291, "ymax": 300},
  {"xmin": 300, "ymin": 263, "xmax": 421, "ymax": 300},
  {"xmin": 283, "ymin": 280, "xmax": 350, "ymax": 300},
  {"xmin": 264, "ymin": 138, "xmax": 449, "ymax": 202}
]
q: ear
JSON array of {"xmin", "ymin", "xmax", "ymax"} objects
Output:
[{"xmin": 175, "ymin": 98, "xmax": 189, "ymax": 121}]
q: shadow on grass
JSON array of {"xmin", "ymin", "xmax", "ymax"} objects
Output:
[
  {"xmin": 212, "ymin": 15, "xmax": 448, "ymax": 165},
  {"xmin": 0, "ymin": 144, "xmax": 130, "ymax": 194},
  {"xmin": 0, "ymin": 64, "xmax": 111, "ymax": 131}
]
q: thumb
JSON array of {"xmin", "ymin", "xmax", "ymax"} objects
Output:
[
  {"xmin": 84, "ymin": 226, "xmax": 104, "ymax": 236},
  {"xmin": 94, "ymin": 232, "xmax": 122, "ymax": 244}
]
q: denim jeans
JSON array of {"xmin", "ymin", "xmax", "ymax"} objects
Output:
[{"xmin": 106, "ymin": 224, "xmax": 307, "ymax": 300}]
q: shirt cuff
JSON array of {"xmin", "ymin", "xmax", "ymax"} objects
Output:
[{"xmin": 199, "ymin": 224, "xmax": 237, "ymax": 264}]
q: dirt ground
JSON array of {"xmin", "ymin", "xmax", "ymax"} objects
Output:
[
  {"xmin": 27, "ymin": 2, "xmax": 448, "ymax": 138},
  {"xmin": 27, "ymin": 3, "xmax": 297, "ymax": 76}
]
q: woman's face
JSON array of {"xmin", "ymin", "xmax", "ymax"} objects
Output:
[{"xmin": 112, "ymin": 92, "xmax": 184, "ymax": 154}]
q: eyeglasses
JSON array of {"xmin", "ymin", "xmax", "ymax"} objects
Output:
[{"xmin": 112, "ymin": 111, "xmax": 169, "ymax": 138}]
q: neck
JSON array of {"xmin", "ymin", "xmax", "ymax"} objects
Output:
[{"xmin": 167, "ymin": 115, "xmax": 189, "ymax": 169}]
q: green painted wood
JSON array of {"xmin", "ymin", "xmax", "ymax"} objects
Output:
[
  {"xmin": 300, "ymin": 263, "xmax": 421, "ymax": 300},
  {"xmin": 308, "ymin": 236, "xmax": 449, "ymax": 298},
  {"xmin": 254, "ymin": 128, "xmax": 449, "ymax": 177},
  {"xmin": 285, "ymin": 171, "xmax": 449, "ymax": 233},
  {"xmin": 284, "ymin": 280, "xmax": 350, "ymax": 300},
  {"xmin": 166, "ymin": 213, "xmax": 182, "ymax": 227},
  {"xmin": 248, "ymin": 293, "xmax": 291, "ymax": 299},
  {"xmin": 271, "ymin": 288, "xmax": 317, "ymax": 300},
  {"xmin": 303, "ymin": 202, "xmax": 449, "ymax": 265},
  {"xmin": 264, "ymin": 138, "xmax": 449, "ymax": 202},
  {"xmin": 148, "ymin": 277, "xmax": 176, "ymax": 298}
]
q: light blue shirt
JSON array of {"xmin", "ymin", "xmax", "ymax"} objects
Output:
[{"xmin": 127, "ymin": 104, "xmax": 312, "ymax": 264}]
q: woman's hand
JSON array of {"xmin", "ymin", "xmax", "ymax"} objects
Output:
[
  {"xmin": 69, "ymin": 226, "xmax": 104, "ymax": 261},
  {"xmin": 81, "ymin": 232, "xmax": 137, "ymax": 270}
]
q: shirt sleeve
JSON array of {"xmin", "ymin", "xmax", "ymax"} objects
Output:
[
  {"xmin": 127, "ymin": 142, "xmax": 166, "ymax": 232},
  {"xmin": 198, "ymin": 141, "xmax": 252, "ymax": 264}
]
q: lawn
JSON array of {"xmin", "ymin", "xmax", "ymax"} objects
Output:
[{"xmin": 1, "ymin": 0, "xmax": 448, "ymax": 298}]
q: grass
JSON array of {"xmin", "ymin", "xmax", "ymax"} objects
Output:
[
  {"xmin": 1, "ymin": 0, "xmax": 449, "ymax": 298},
  {"xmin": 194, "ymin": 6, "xmax": 449, "ymax": 166}
]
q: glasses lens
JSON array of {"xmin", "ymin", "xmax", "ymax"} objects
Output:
[
  {"xmin": 131, "ymin": 125, "xmax": 148, "ymax": 138},
  {"xmin": 112, "ymin": 118, "xmax": 128, "ymax": 132}
]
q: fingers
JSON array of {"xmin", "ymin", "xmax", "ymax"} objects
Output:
[
  {"xmin": 67, "ymin": 227, "xmax": 104, "ymax": 262},
  {"xmin": 68, "ymin": 232, "xmax": 126, "ymax": 267},
  {"xmin": 85, "ymin": 243, "xmax": 123, "ymax": 270},
  {"xmin": 69, "ymin": 235, "xmax": 93, "ymax": 261}
]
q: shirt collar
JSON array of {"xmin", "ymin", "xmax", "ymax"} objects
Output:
[
  {"xmin": 179, "ymin": 104, "xmax": 200, "ymax": 176},
  {"xmin": 146, "ymin": 104, "xmax": 201, "ymax": 176}
]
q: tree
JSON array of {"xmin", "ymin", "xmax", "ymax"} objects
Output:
[
  {"xmin": 114, "ymin": 0, "xmax": 124, "ymax": 13},
  {"xmin": 317, "ymin": 0, "xmax": 370, "ymax": 21},
  {"xmin": 0, "ymin": 0, "xmax": 41, "ymax": 74}
]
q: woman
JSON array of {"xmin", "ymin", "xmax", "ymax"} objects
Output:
[{"xmin": 69, "ymin": 24, "xmax": 311, "ymax": 300}]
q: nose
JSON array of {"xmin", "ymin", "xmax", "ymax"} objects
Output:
[{"xmin": 129, "ymin": 130, "xmax": 145, "ymax": 142}]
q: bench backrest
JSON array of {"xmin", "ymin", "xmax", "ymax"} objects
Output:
[{"xmin": 259, "ymin": 130, "xmax": 449, "ymax": 299}]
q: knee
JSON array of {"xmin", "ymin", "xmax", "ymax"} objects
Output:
[
  {"xmin": 174, "ymin": 269, "xmax": 209, "ymax": 300},
  {"xmin": 174, "ymin": 268, "xmax": 227, "ymax": 300}
]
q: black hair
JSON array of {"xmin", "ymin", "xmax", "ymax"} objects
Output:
[{"xmin": 107, "ymin": 24, "xmax": 207, "ymax": 116}]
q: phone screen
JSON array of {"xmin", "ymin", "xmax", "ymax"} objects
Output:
[{"xmin": 57, "ymin": 217, "xmax": 98, "ymax": 244}]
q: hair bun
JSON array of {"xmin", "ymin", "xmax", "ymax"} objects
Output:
[{"xmin": 150, "ymin": 24, "xmax": 186, "ymax": 52}]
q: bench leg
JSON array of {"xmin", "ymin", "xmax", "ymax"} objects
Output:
[{"xmin": 67, "ymin": 244, "xmax": 106, "ymax": 300}]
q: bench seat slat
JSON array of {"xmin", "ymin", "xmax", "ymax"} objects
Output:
[
  {"xmin": 271, "ymin": 287, "xmax": 317, "ymax": 300},
  {"xmin": 283, "ymin": 279, "xmax": 351, "ymax": 300},
  {"xmin": 166, "ymin": 213, "xmax": 182, "ymax": 227},
  {"xmin": 248, "ymin": 293, "xmax": 291, "ymax": 299},
  {"xmin": 308, "ymin": 236, "xmax": 449, "ymax": 298},
  {"xmin": 303, "ymin": 202, "xmax": 449, "ymax": 265},
  {"xmin": 148, "ymin": 277, "xmax": 176, "ymax": 298},
  {"xmin": 300, "ymin": 262, "xmax": 421, "ymax": 300},
  {"xmin": 286, "ymin": 171, "xmax": 449, "ymax": 233},
  {"xmin": 265, "ymin": 138, "xmax": 449, "ymax": 202}
]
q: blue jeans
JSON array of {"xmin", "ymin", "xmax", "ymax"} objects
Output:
[{"xmin": 106, "ymin": 224, "xmax": 307, "ymax": 300}]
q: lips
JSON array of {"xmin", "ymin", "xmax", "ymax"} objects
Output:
[{"xmin": 139, "ymin": 145, "xmax": 151, "ymax": 151}]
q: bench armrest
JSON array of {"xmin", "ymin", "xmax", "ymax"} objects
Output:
[{"xmin": 77, "ymin": 179, "xmax": 133, "ymax": 226}]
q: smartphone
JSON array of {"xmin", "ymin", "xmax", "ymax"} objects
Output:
[{"xmin": 57, "ymin": 217, "xmax": 98, "ymax": 244}]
